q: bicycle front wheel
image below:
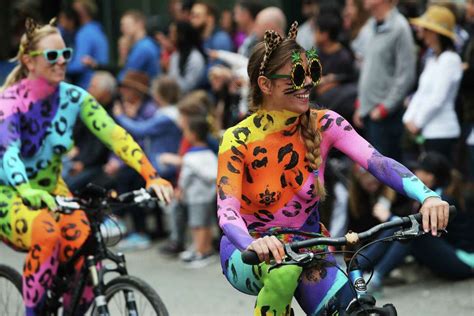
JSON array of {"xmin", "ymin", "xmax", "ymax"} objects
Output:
[
  {"xmin": 92, "ymin": 275, "xmax": 168, "ymax": 316},
  {"xmin": 0, "ymin": 264, "xmax": 24, "ymax": 315}
]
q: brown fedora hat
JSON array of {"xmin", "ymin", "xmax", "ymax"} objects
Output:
[{"xmin": 120, "ymin": 70, "xmax": 150, "ymax": 95}]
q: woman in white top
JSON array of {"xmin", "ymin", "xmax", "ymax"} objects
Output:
[{"xmin": 403, "ymin": 6, "xmax": 462, "ymax": 160}]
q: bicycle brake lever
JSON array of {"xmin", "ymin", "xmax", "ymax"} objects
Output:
[{"xmin": 392, "ymin": 215, "xmax": 424, "ymax": 240}]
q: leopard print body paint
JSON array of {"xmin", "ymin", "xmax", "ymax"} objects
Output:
[
  {"xmin": 217, "ymin": 108, "xmax": 440, "ymax": 315},
  {"xmin": 0, "ymin": 77, "xmax": 160, "ymax": 315}
]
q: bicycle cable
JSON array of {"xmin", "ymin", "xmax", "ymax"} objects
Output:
[{"xmin": 304, "ymin": 250, "xmax": 374, "ymax": 315}]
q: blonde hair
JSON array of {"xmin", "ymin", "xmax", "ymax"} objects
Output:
[
  {"xmin": 1, "ymin": 18, "xmax": 59, "ymax": 92},
  {"xmin": 247, "ymin": 38, "xmax": 326, "ymax": 199}
]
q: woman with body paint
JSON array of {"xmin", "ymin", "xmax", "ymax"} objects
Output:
[
  {"xmin": 0, "ymin": 18, "xmax": 173, "ymax": 315},
  {"xmin": 217, "ymin": 21, "xmax": 450, "ymax": 315}
]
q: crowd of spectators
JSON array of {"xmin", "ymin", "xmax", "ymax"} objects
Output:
[{"xmin": 2, "ymin": 0, "xmax": 473, "ymax": 281}]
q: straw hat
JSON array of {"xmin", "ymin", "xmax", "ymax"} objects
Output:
[
  {"xmin": 120, "ymin": 70, "xmax": 150, "ymax": 95},
  {"xmin": 410, "ymin": 6, "xmax": 456, "ymax": 40}
]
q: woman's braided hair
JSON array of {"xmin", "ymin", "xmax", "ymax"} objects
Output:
[
  {"xmin": 247, "ymin": 21, "xmax": 326, "ymax": 199},
  {"xmin": 1, "ymin": 18, "xmax": 58, "ymax": 92}
]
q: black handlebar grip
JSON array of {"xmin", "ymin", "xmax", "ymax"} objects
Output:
[
  {"xmin": 241, "ymin": 250, "xmax": 260, "ymax": 265},
  {"xmin": 412, "ymin": 205, "xmax": 457, "ymax": 223}
]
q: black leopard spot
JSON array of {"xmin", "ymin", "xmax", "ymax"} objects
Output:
[
  {"xmin": 28, "ymin": 120, "xmax": 40, "ymax": 135},
  {"xmin": 253, "ymin": 209, "xmax": 274, "ymax": 222},
  {"xmin": 295, "ymin": 169, "xmax": 304, "ymax": 186},
  {"xmin": 61, "ymin": 223, "xmax": 81, "ymax": 241},
  {"xmin": 231, "ymin": 146, "xmax": 244, "ymax": 158},
  {"xmin": 242, "ymin": 195, "xmax": 251, "ymax": 205},
  {"xmin": 280, "ymin": 174, "xmax": 287, "ymax": 188},
  {"xmin": 344, "ymin": 125, "xmax": 353, "ymax": 131},
  {"xmin": 244, "ymin": 165, "xmax": 254, "ymax": 183},
  {"xmin": 67, "ymin": 87, "xmax": 82, "ymax": 103},
  {"xmin": 336, "ymin": 116, "xmax": 344, "ymax": 126},
  {"xmin": 282, "ymin": 210, "xmax": 300, "ymax": 217},
  {"xmin": 38, "ymin": 178, "xmax": 51, "ymax": 187},
  {"xmin": 54, "ymin": 117, "xmax": 68, "ymax": 135},
  {"xmin": 285, "ymin": 116, "xmax": 298, "ymax": 125},
  {"xmin": 231, "ymin": 155, "xmax": 242, "ymax": 163},
  {"xmin": 227, "ymin": 162, "xmax": 240, "ymax": 174},
  {"xmin": 11, "ymin": 172, "xmax": 27, "ymax": 185},
  {"xmin": 253, "ymin": 146, "xmax": 267, "ymax": 156},
  {"xmin": 251, "ymin": 157, "xmax": 268, "ymax": 169},
  {"xmin": 53, "ymin": 145, "xmax": 67, "ymax": 155},
  {"xmin": 15, "ymin": 219, "xmax": 28, "ymax": 235},
  {"xmin": 247, "ymin": 222, "xmax": 265, "ymax": 230}
]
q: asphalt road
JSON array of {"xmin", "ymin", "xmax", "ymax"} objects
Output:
[{"xmin": 1, "ymin": 243, "xmax": 473, "ymax": 315}]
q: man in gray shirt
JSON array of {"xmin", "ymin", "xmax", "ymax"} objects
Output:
[{"xmin": 353, "ymin": 0, "xmax": 416, "ymax": 160}]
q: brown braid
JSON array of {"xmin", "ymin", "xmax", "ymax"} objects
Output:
[{"xmin": 299, "ymin": 110, "xmax": 326, "ymax": 200}]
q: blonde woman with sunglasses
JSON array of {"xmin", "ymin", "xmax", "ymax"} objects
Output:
[{"xmin": 0, "ymin": 18, "xmax": 173, "ymax": 315}]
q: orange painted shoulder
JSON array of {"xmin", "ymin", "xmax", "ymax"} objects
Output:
[{"xmin": 310, "ymin": 108, "xmax": 329, "ymax": 129}]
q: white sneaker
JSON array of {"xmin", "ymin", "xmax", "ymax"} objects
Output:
[
  {"xmin": 179, "ymin": 249, "xmax": 196, "ymax": 261},
  {"xmin": 184, "ymin": 252, "xmax": 216, "ymax": 269}
]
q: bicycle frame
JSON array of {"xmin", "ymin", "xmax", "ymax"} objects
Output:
[{"xmin": 44, "ymin": 205, "xmax": 133, "ymax": 315}]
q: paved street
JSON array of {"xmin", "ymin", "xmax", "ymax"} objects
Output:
[{"xmin": 1, "ymin": 242, "xmax": 473, "ymax": 315}]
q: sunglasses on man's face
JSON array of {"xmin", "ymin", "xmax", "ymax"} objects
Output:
[
  {"xmin": 269, "ymin": 57, "xmax": 322, "ymax": 90},
  {"xmin": 29, "ymin": 48, "xmax": 74, "ymax": 64}
]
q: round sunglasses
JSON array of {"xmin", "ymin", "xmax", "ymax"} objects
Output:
[
  {"xmin": 29, "ymin": 48, "xmax": 74, "ymax": 64},
  {"xmin": 269, "ymin": 58, "xmax": 322, "ymax": 90}
]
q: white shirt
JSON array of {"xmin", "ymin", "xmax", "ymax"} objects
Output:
[{"xmin": 403, "ymin": 51, "xmax": 462, "ymax": 139}]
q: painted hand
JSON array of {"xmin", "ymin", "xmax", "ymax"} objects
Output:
[
  {"xmin": 419, "ymin": 196, "xmax": 449, "ymax": 236},
  {"xmin": 146, "ymin": 178, "xmax": 174, "ymax": 205},
  {"xmin": 17, "ymin": 185, "xmax": 57, "ymax": 211}
]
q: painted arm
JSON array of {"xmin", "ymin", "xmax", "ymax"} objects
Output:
[
  {"xmin": 217, "ymin": 128, "xmax": 254, "ymax": 251},
  {"xmin": 79, "ymin": 93, "xmax": 160, "ymax": 184},
  {"xmin": 320, "ymin": 110, "xmax": 439, "ymax": 203}
]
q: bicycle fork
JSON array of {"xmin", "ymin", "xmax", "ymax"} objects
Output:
[{"xmin": 87, "ymin": 256, "xmax": 110, "ymax": 316}]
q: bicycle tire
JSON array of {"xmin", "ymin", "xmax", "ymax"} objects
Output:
[
  {"xmin": 91, "ymin": 275, "xmax": 169, "ymax": 316},
  {"xmin": 0, "ymin": 264, "xmax": 24, "ymax": 315}
]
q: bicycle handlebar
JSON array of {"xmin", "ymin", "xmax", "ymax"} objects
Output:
[
  {"xmin": 241, "ymin": 206, "xmax": 457, "ymax": 265},
  {"xmin": 53, "ymin": 188, "xmax": 157, "ymax": 213}
]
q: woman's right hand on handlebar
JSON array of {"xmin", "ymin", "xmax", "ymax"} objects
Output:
[
  {"xmin": 17, "ymin": 185, "xmax": 57, "ymax": 211},
  {"xmin": 246, "ymin": 236, "xmax": 285, "ymax": 264}
]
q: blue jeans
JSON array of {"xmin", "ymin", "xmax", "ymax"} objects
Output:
[{"xmin": 363, "ymin": 108, "xmax": 403, "ymax": 161}]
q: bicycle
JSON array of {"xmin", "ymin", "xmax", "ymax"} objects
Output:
[
  {"xmin": 241, "ymin": 206, "xmax": 457, "ymax": 316},
  {"xmin": 0, "ymin": 183, "xmax": 169, "ymax": 316}
]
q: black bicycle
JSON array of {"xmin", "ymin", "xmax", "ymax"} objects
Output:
[
  {"xmin": 242, "ymin": 206, "xmax": 457, "ymax": 316},
  {"xmin": 0, "ymin": 183, "xmax": 169, "ymax": 316}
]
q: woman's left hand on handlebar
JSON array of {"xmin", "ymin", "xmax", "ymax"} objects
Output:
[
  {"xmin": 146, "ymin": 178, "xmax": 174, "ymax": 204},
  {"xmin": 419, "ymin": 197, "xmax": 449, "ymax": 236}
]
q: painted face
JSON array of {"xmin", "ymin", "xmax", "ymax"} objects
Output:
[
  {"xmin": 269, "ymin": 49, "xmax": 321, "ymax": 90},
  {"xmin": 264, "ymin": 51, "xmax": 320, "ymax": 114},
  {"xmin": 26, "ymin": 33, "xmax": 68, "ymax": 85}
]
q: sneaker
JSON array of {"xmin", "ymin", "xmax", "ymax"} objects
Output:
[
  {"xmin": 116, "ymin": 233, "xmax": 151, "ymax": 251},
  {"xmin": 179, "ymin": 249, "xmax": 197, "ymax": 262},
  {"xmin": 159, "ymin": 241, "xmax": 185, "ymax": 256},
  {"xmin": 183, "ymin": 252, "xmax": 216, "ymax": 269}
]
